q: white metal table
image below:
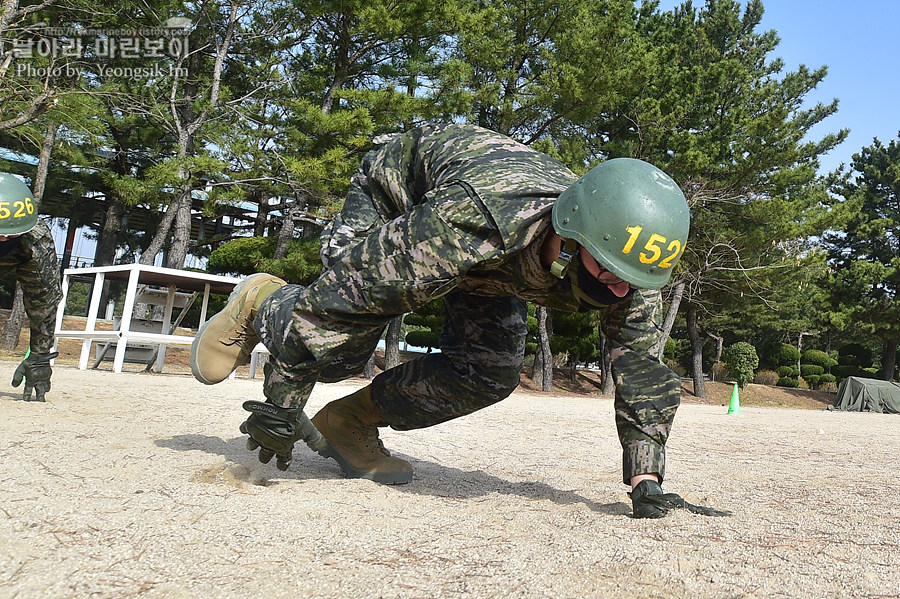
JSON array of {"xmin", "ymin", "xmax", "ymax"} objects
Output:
[{"xmin": 53, "ymin": 264, "xmax": 243, "ymax": 374}]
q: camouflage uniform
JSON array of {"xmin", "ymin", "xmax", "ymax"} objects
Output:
[
  {"xmin": 0, "ymin": 220, "xmax": 62, "ymax": 354},
  {"xmin": 255, "ymin": 123, "xmax": 681, "ymax": 484}
]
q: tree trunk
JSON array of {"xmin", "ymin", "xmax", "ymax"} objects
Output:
[
  {"xmin": 536, "ymin": 306, "xmax": 553, "ymax": 392},
  {"xmin": 363, "ymin": 354, "xmax": 376, "ymax": 379},
  {"xmin": 163, "ymin": 145, "xmax": 194, "ymax": 270},
  {"xmin": 1, "ymin": 122, "xmax": 56, "ymax": 349},
  {"xmin": 532, "ymin": 340, "xmax": 544, "ymax": 388},
  {"xmin": 94, "ymin": 197, "xmax": 126, "ymax": 266},
  {"xmin": 707, "ymin": 331, "xmax": 724, "ymax": 382},
  {"xmin": 882, "ymin": 341, "xmax": 897, "ymax": 381},
  {"xmin": 139, "ymin": 196, "xmax": 180, "ymax": 265},
  {"xmin": 164, "ymin": 188, "xmax": 192, "ymax": 269},
  {"xmin": 687, "ymin": 308, "xmax": 706, "ymax": 398},
  {"xmin": 273, "ymin": 202, "xmax": 296, "ymax": 260},
  {"xmin": 138, "ymin": 191, "xmax": 186, "ymax": 320},
  {"xmin": 31, "ymin": 123, "xmax": 57, "ymax": 211},
  {"xmin": 0, "ymin": 285, "xmax": 25, "ymax": 351},
  {"xmin": 657, "ymin": 280, "xmax": 684, "ymax": 363},
  {"xmin": 94, "ymin": 198, "xmax": 126, "ymax": 323},
  {"xmin": 709, "ymin": 333, "xmax": 724, "ymax": 362},
  {"xmin": 533, "ymin": 307, "xmax": 547, "ymax": 387},
  {"xmin": 600, "ymin": 332, "xmax": 615, "ymax": 395},
  {"xmin": 384, "ymin": 317, "xmax": 402, "ymax": 370},
  {"xmin": 255, "ymin": 195, "xmax": 270, "ymax": 237}
]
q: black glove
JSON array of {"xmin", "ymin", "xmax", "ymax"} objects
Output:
[
  {"xmin": 240, "ymin": 400, "xmax": 304, "ymax": 471},
  {"xmin": 11, "ymin": 351, "xmax": 58, "ymax": 402},
  {"xmin": 629, "ymin": 479, "xmax": 732, "ymax": 518}
]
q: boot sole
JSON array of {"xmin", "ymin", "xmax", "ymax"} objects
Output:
[
  {"xmin": 316, "ymin": 441, "xmax": 413, "ymax": 485},
  {"xmin": 190, "ymin": 273, "xmax": 269, "ymax": 385}
]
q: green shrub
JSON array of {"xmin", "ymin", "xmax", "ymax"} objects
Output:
[
  {"xmin": 769, "ymin": 343, "xmax": 800, "ymax": 367},
  {"xmin": 819, "ymin": 374, "xmax": 836, "ymax": 384},
  {"xmin": 803, "ymin": 374, "xmax": 820, "ymax": 387},
  {"xmin": 403, "ymin": 313, "xmax": 444, "ymax": 330},
  {"xmin": 405, "ymin": 330, "xmax": 439, "ymax": 350},
  {"xmin": 777, "ymin": 377, "xmax": 799, "ymax": 388},
  {"xmin": 777, "ymin": 365, "xmax": 800, "ymax": 378},
  {"xmin": 753, "ymin": 369, "xmax": 779, "ymax": 386},
  {"xmin": 800, "ymin": 364, "xmax": 825, "ymax": 377},
  {"xmin": 801, "ymin": 349, "xmax": 835, "ymax": 369},
  {"xmin": 722, "ymin": 342, "xmax": 759, "ymax": 389}
]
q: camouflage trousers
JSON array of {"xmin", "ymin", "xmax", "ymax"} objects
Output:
[
  {"xmin": 254, "ymin": 184, "xmax": 527, "ymax": 429},
  {"xmin": 590, "ymin": 287, "xmax": 681, "ymax": 484},
  {"xmin": 0, "ymin": 221, "xmax": 62, "ymax": 354}
]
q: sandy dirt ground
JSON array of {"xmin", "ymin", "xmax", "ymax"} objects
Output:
[{"xmin": 1, "ymin": 362, "xmax": 898, "ymax": 599}]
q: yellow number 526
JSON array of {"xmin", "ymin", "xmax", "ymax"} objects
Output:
[{"xmin": 0, "ymin": 197, "xmax": 35, "ymax": 219}]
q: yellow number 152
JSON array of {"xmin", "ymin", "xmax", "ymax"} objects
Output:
[{"xmin": 622, "ymin": 225, "xmax": 684, "ymax": 269}]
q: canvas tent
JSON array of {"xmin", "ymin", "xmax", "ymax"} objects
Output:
[{"xmin": 832, "ymin": 376, "xmax": 900, "ymax": 414}]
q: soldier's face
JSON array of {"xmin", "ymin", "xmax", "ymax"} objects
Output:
[
  {"xmin": 0, "ymin": 234, "xmax": 21, "ymax": 242},
  {"xmin": 579, "ymin": 250, "xmax": 632, "ymax": 298}
]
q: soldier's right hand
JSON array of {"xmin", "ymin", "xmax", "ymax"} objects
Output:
[
  {"xmin": 11, "ymin": 351, "xmax": 58, "ymax": 402},
  {"xmin": 240, "ymin": 401, "xmax": 301, "ymax": 471}
]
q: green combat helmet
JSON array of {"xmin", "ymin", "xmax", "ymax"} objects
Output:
[
  {"xmin": 551, "ymin": 158, "xmax": 690, "ymax": 290},
  {"xmin": 0, "ymin": 173, "xmax": 39, "ymax": 236}
]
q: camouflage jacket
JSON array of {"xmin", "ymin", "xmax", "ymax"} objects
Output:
[
  {"xmin": 319, "ymin": 124, "xmax": 681, "ymax": 483},
  {"xmin": 321, "ymin": 123, "xmax": 581, "ymax": 309}
]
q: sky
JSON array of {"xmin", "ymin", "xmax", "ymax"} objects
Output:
[{"xmin": 651, "ymin": 0, "xmax": 900, "ymax": 174}]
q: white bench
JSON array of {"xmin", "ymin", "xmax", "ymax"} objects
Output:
[{"xmin": 54, "ymin": 264, "xmax": 242, "ymax": 374}]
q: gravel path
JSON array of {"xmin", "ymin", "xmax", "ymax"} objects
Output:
[{"xmin": 1, "ymin": 363, "xmax": 898, "ymax": 598}]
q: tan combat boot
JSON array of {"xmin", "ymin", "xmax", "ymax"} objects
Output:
[
  {"xmin": 190, "ymin": 273, "xmax": 286, "ymax": 385},
  {"xmin": 311, "ymin": 386, "xmax": 413, "ymax": 484}
]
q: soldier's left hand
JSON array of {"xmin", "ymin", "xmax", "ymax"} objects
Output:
[
  {"xmin": 11, "ymin": 351, "xmax": 58, "ymax": 402},
  {"xmin": 630, "ymin": 479, "xmax": 732, "ymax": 518}
]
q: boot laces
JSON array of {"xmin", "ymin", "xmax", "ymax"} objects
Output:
[
  {"xmin": 224, "ymin": 321, "xmax": 257, "ymax": 348},
  {"xmin": 354, "ymin": 424, "xmax": 391, "ymax": 457}
]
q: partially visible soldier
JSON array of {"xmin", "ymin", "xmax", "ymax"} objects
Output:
[
  {"xmin": 0, "ymin": 173, "xmax": 62, "ymax": 402},
  {"xmin": 191, "ymin": 123, "xmax": 729, "ymax": 518}
]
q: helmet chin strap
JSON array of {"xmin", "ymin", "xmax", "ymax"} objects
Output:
[
  {"xmin": 550, "ymin": 238, "xmax": 578, "ymax": 279},
  {"xmin": 549, "ymin": 237, "xmax": 634, "ymax": 308}
]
